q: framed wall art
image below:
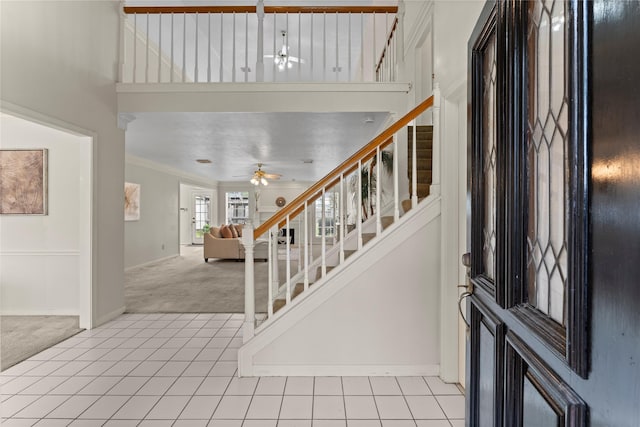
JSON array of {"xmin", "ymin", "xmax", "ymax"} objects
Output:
[
  {"xmin": 124, "ymin": 182, "xmax": 140, "ymax": 221},
  {"xmin": 0, "ymin": 149, "xmax": 48, "ymax": 215}
]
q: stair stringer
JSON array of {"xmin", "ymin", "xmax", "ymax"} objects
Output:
[{"xmin": 238, "ymin": 196, "xmax": 442, "ymax": 377}]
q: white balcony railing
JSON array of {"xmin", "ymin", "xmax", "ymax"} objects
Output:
[{"xmin": 120, "ymin": 3, "xmax": 402, "ymax": 83}]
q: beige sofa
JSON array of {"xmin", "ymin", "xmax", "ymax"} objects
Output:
[{"xmin": 203, "ymin": 225, "xmax": 268, "ymax": 261}]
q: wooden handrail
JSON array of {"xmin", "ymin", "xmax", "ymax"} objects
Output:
[
  {"xmin": 375, "ymin": 17, "xmax": 399, "ymax": 74},
  {"xmin": 255, "ymin": 95, "xmax": 434, "ymax": 239},
  {"xmin": 123, "ymin": 6, "xmax": 397, "ymax": 15},
  {"xmin": 264, "ymin": 6, "xmax": 398, "ymax": 14},
  {"xmin": 124, "ymin": 6, "xmax": 257, "ymax": 14}
]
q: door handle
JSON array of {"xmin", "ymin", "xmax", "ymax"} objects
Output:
[
  {"xmin": 458, "ymin": 252, "xmax": 473, "ymax": 333},
  {"xmin": 461, "ymin": 252, "xmax": 471, "ymax": 268}
]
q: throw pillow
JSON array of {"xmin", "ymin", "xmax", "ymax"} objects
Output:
[
  {"xmin": 230, "ymin": 224, "xmax": 238, "ymax": 238},
  {"xmin": 234, "ymin": 224, "xmax": 243, "ymax": 237},
  {"xmin": 220, "ymin": 224, "xmax": 233, "ymax": 239},
  {"xmin": 211, "ymin": 227, "xmax": 222, "ymax": 238}
]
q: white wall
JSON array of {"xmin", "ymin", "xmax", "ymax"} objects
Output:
[
  {"xmin": 1, "ymin": 1, "xmax": 124, "ymax": 326},
  {"xmin": 240, "ymin": 199, "xmax": 442, "ymax": 376},
  {"xmin": 0, "ymin": 114, "xmax": 90, "ymax": 316},
  {"xmin": 125, "ymin": 156, "xmax": 217, "ymax": 269}
]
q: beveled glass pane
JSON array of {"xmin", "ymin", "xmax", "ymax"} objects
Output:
[
  {"xmin": 526, "ymin": 0, "xmax": 568, "ymax": 325},
  {"xmin": 482, "ymin": 31, "xmax": 498, "ymax": 280},
  {"xmin": 523, "ymin": 376, "xmax": 560, "ymax": 427},
  {"xmin": 478, "ymin": 323, "xmax": 495, "ymax": 426}
]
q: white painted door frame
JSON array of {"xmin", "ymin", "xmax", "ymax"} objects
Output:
[{"xmin": 1, "ymin": 101, "xmax": 96, "ymax": 329}]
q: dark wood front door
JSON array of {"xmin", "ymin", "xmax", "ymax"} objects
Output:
[{"xmin": 465, "ymin": 1, "xmax": 640, "ymax": 426}]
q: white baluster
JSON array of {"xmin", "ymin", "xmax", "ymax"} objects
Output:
[
  {"xmin": 219, "ymin": 14, "xmax": 224, "ymax": 82},
  {"xmin": 376, "ymin": 146, "xmax": 382, "ymax": 236},
  {"xmin": 298, "ymin": 13, "xmax": 301, "ymax": 81},
  {"xmin": 286, "ymin": 216, "xmax": 291, "ymax": 303},
  {"xmin": 272, "ymin": 225, "xmax": 279, "ymax": 292},
  {"xmin": 310, "ymin": 13, "xmax": 314, "ymax": 80},
  {"xmin": 244, "ymin": 12, "xmax": 249, "ymax": 82},
  {"xmin": 267, "ymin": 229, "xmax": 273, "ymax": 318},
  {"xmin": 412, "ymin": 119, "xmax": 418, "ymax": 208},
  {"xmin": 182, "ymin": 13, "xmax": 187, "ymax": 83},
  {"xmin": 256, "ymin": 0, "xmax": 264, "ymax": 82},
  {"xmin": 396, "ymin": 1, "xmax": 405, "ymax": 80},
  {"xmin": 297, "ymin": 215, "xmax": 302, "ymax": 274},
  {"xmin": 170, "ymin": 13, "xmax": 174, "ymax": 82},
  {"xmin": 339, "ymin": 174, "xmax": 345, "ymax": 263},
  {"xmin": 393, "ymin": 133, "xmax": 400, "ymax": 221},
  {"xmin": 357, "ymin": 160, "xmax": 363, "ymax": 249},
  {"xmin": 118, "ymin": 1, "xmax": 125, "ymax": 83},
  {"xmin": 348, "ymin": 13, "xmax": 352, "ymax": 81},
  {"xmin": 145, "ymin": 13, "xmax": 149, "ymax": 83},
  {"xmin": 194, "ymin": 12, "xmax": 199, "ymax": 83},
  {"xmin": 242, "ymin": 224, "xmax": 255, "ymax": 343},
  {"xmin": 158, "ymin": 14, "xmax": 162, "ymax": 82},
  {"xmin": 304, "ymin": 202, "xmax": 309, "ymax": 290},
  {"xmin": 431, "ymin": 83, "xmax": 442, "ymax": 196},
  {"xmin": 207, "ymin": 13, "xmax": 211, "ymax": 82},
  {"xmin": 232, "ymin": 12, "xmax": 236, "ymax": 82},
  {"xmin": 335, "ymin": 12, "xmax": 339, "ymax": 82},
  {"xmin": 182, "ymin": 13, "xmax": 186, "ymax": 82},
  {"xmin": 272, "ymin": 17, "xmax": 277, "ymax": 81},
  {"xmin": 372, "ymin": 13, "xmax": 375, "ymax": 77},
  {"xmin": 321, "ymin": 188, "xmax": 326, "ymax": 277},
  {"xmin": 323, "ymin": 12, "xmax": 326, "ymax": 81},
  {"xmin": 360, "ymin": 13, "xmax": 364, "ymax": 81}
]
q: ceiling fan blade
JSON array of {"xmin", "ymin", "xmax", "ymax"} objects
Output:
[
  {"xmin": 289, "ymin": 56, "xmax": 305, "ymax": 64},
  {"xmin": 263, "ymin": 54, "xmax": 276, "ymax": 58},
  {"xmin": 263, "ymin": 173, "xmax": 282, "ymax": 179}
]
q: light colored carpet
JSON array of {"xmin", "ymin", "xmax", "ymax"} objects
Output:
[
  {"xmin": 0, "ymin": 315, "xmax": 82, "ymax": 371},
  {"xmin": 125, "ymin": 245, "xmax": 302, "ymax": 313}
]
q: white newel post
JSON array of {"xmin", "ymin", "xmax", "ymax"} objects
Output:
[
  {"xmin": 119, "ymin": 2, "xmax": 126, "ymax": 82},
  {"xmin": 431, "ymin": 83, "xmax": 442, "ymax": 196},
  {"xmin": 396, "ymin": 0, "xmax": 406, "ymax": 81},
  {"xmin": 242, "ymin": 224, "xmax": 255, "ymax": 343},
  {"xmin": 256, "ymin": 0, "xmax": 265, "ymax": 82}
]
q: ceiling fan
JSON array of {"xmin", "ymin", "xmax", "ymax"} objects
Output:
[
  {"xmin": 265, "ymin": 30, "xmax": 305, "ymax": 71},
  {"xmin": 248, "ymin": 163, "xmax": 282, "ymax": 186}
]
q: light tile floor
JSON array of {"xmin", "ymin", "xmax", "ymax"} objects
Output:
[{"xmin": 1, "ymin": 313, "xmax": 465, "ymax": 426}]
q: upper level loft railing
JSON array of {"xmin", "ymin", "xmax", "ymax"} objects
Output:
[{"xmin": 120, "ymin": 2, "xmax": 403, "ymax": 83}]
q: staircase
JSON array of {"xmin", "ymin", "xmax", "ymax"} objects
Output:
[{"xmin": 239, "ymin": 93, "xmax": 441, "ymax": 376}]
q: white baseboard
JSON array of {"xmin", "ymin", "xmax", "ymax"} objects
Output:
[
  {"xmin": 244, "ymin": 364, "xmax": 440, "ymax": 377},
  {"xmin": 0, "ymin": 309, "xmax": 79, "ymax": 316},
  {"xmin": 125, "ymin": 255, "xmax": 178, "ymax": 271},
  {"xmin": 95, "ymin": 305, "xmax": 126, "ymax": 327}
]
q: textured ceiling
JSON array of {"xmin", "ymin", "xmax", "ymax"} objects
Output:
[{"xmin": 125, "ymin": 111, "xmax": 389, "ymax": 182}]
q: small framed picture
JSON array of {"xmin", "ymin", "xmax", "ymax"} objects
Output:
[{"xmin": 0, "ymin": 149, "xmax": 48, "ymax": 215}]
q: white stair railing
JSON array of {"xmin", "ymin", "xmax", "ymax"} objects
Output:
[
  {"xmin": 120, "ymin": 3, "xmax": 399, "ymax": 83},
  {"xmin": 241, "ymin": 92, "xmax": 440, "ymax": 342}
]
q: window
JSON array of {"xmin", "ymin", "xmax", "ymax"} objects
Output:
[
  {"xmin": 315, "ymin": 191, "xmax": 339, "ymax": 238},
  {"xmin": 225, "ymin": 191, "xmax": 249, "ymax": 224}
]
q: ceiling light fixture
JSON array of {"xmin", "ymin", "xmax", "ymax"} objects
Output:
[
  {"xmin": 274, "ymin": 31, "xmax": 293, "ymax": 71},
  {"xmin": 196, "ymin": 159, "xmax": 212, "ymax": 164},
  {"xmin": 250, "ymin": 163, "xmax": 270, "ymax": 186}
]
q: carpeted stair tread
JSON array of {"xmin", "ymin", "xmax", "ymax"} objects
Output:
[
  {"xmin": 401, "ymin": 197, "xmax": 427, "ymax": 213},
  {"xmin": 362, "ymin": 233, "xmax": 376, "ymax": 245},
  {"xmin": 381, "ymin": 216, "xmax": 395, "ymax": 230},
  {"xmin": 273, "ymin": 298, "xmax": 286, "ymax": 313},
  {"xmin": 344, "ymin": 250, "xmax": 356, "ymax": 259}
]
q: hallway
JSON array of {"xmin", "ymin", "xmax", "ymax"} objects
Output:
[{"xmin": 1, "ymin": 313, "xmax": 464, "ymax": 426}]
